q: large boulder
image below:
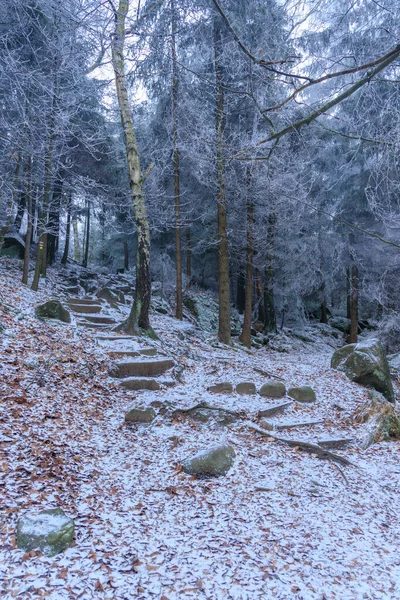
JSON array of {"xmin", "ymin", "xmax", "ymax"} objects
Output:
[
  {"xmin": 353, "ymin": 391, "xmax": 400, "ymax": 449},
  {"xmin": 182, "ymin": 444, "xmax": 235, "ymax": 477},
  {"xmin": 35, "ymin": 300, "xmax": 71, "ymax": 323},
  {"xmin": 1, "ymin": 233, "xmax": 25, "ymax": 258},
  {"xmin": 183, "ymin": 290, "xmax": 241, "ymax": 334},
  {"xmin": 96, "ymin": 287, "xmax": 124, "ymax": 307},
  {"xmin": 331, "ymin": 338, "xmax": 395, "ymax": 402},
  {"xmin": 329, "ymin": 316, "xmax": 351, "ymax": 334},
  {"xmin": 125, "ymin": 406, "xmax": 156, "ymax": 423},
  {"xmin": 17, "ymin": 508, "xmax": 74, "ymax": 556}
]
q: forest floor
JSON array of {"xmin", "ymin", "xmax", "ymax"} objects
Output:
[{"xmin": 1, "ymin": 258, "xmax": 400, "ymax": 600}]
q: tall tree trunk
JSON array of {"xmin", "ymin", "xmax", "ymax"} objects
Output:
[
  {"xmin": 255, "ymin": 268, "xmax": 265, "ymax": 323},
  {"xmin": 347, "ymin": 233, "xmax": 358, "ymax": 343},
  {"xmin": 348, "ymin": 263, "xmax": 359, "ymax": 344},
  {"xmin": 22, "ymin": 157, "xmax": 32, "ymax": 285},
  {"xmin": 72, "ymin": 217, "xmax": 80, "ymax": 262},
  {"xmin": 239, "ymin": 168, "xmax": 254, "ymax": 348},
  {"xmin": 123, "ymin": 239, "xmax": 129, "ymax": 270},
  {"xmin": 0, "ymin": 156, "xmax": 21, "ymax": 252},
  {"xmin": 14, "ymin": 189, "xmax": 26, "ymax": 232},
  {"xmin": 33, "ymin": 85, "xmax": 57, "ymax": 286},
  {"xmin": 214, "ymin": 14, "xmax": 231, "ymax": 345},
  {"xmin": 171, "ymin": 0, "xmax": 182, "ymax": 319},
  {"xmin": 47, "ymin": 172, "xmax": 63, "ymax": 265},
  {"xmin": 264, "ymin": 210, "xmax": 277, "ymax": 334},
  {"xmin": 61, "ymin": 192, "xmax": 72, "ymax": 265},
  {"xmin": 319, "ymin": 231, "xmax": 328, "ymax": 323},
  {"xmin": 83, "ymin": 200, "xmax": 90, "ymax": 268},
  {"xmin": 111, "ymin": 0, "xmax": 151, "ymax": 333},
  {"xmin": 186, "ymin": 225, "xmax": 191, "ymax": 280},
  {"xmin": 236, "ymin": 270, "xmax": 245, "ymax": 314},
  {"xmin": 346, "ymin": 267, "xmax": 351, "ymax": 319}
]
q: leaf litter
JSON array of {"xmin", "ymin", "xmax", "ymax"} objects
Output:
[{"xmin": 0, "ymin": 259, "xmax": 400, "ymax": 599}]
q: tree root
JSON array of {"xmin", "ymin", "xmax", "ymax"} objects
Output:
[{"xmin": 246, "ymin": 421, "xmax": 354, "ymax": 467}]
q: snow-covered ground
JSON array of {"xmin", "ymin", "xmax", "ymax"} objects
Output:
[{"xmin": 1, "ymin": 259, "xmax": 400, "ymax": 600}]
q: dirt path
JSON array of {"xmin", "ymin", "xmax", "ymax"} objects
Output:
[{"xmin": 1, "ymin": 264, "xmax": 400, "ymax": 599}]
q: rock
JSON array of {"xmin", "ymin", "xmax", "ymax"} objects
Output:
[
  {"xmin": 182, "ymin": 291, "xmax": 241, "ymax": 334},
  {"xmin": 120, "ymin": 378, "xmax": 161, "ymax": 391},
  {"xmin": 125, "ymin": 406, "xmax": 156, "ymax": 423},
  {"xmin": 331, "ymin": 344, "xmax": 356, "ymax": 369},
  {"xmin": 259, "ymin": 381, "xmax": 286, "ymax": 398},
  {"xmin": 292, "ymin": 330, "xmax": 315, "ymax": 343},
  {"xmin": 236, "ymin": 382, "xmax": 256, "ymax": 395},
  {"xmin": 331, "ymin": 338, "xmax": 395, "ymax": 402},
  {"xmin": 110, "ymin": 358, "xmax": 174, "ymax": 378},
  {"xmin": 35, "ymin": 300, "xmax": 71, "ymax": 323},
  {"xmin": 317, "ymin": 437, "xmax": 354, "ymax": 449},
  {"xmin": 388, "ymin": 353, "xmax": 400, "ymax": 373},
  {"xmin": 96, "ymin": 287, "xmax": 123, "ymax": 307},
  {"xmin": 208, "ymin": 382, "xmax": 233, "ymax": 394},
  {"xmin": 329, "ymin": 316, "xmax": 351, "ymax": 333},
  {"xmin": 353, "ymin": 391, "xmax": 400, "ymax": 449},
  {"xmin": 182, "ymin": 444, "xmax": 235, "ymax": 477},
  {"xmin": 16, "ymin": 508, "xmax": 74, "ymax": 556},
  {"xmin": 288, "ymin": 385, "xmax": 316, "ymax": 403},
  {"xmin": 1, "ymin": 233, "xmax": 25, "ymax": 258}
]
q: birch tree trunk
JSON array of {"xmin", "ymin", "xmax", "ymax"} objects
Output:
[
  {"xmin": 111, "ymin": 0, "xmax": 151, "ymax": 333},
  {"xmin": 171, "ymin": 0, "xmax": 182, "ymax": 320},
  {"xmin": 213, "ymin": 14, "xmax": 231, "ymax": 345}
]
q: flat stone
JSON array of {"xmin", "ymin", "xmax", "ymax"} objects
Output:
[
  {"xmin": 257, "ymin": 401, "xmax": 292, "ymax": 418},
  {"xmin": 17, "ymin": 508, "xmax": 74, "ymax": 556},
  {"xmin": 120, "ymin": 378, "xmax": 161, "ymax": 391},
  {"xmin": 140, "ymin": 348, "xmax": 158, "ymax": 357},
  {"xmin": 125, "ymin": 406, "xmax": 156, "ymax": 423},
  {"xmin": 207, "ymin": 382, "xmax": 233, "ymax": 394},
  {"xmin": 110, "ymin": 358, "xmax": 174, "ymax": 378},
  {"xmin": 68, "ymin": 304, "xmax": 102, "ymax": 314},
  {"xmin": 107, "ymin": 350, "xmax": 141, "ymax": 358},
  {"xmin": 259, "ymin": 381, "xmax": 286, "ymax": 398},
  {"xmin": 96, "ymin": 335, "xmax": 135, "ymax": 342},
  {"xmin": 236, "ymin": 382, "xmax": 256, "ymax": 395},
  {"xmin": 182, "ymin": 444, "xmax": 235, "ymax": 477},
  {"xmin": 288, "ymin": 385, "xmax": 316, "ymax": 403},
  {"xmin": 67, "ymin": 298, "xmax": 101, "ymax": 305},
  {"xmin": 83, "ymin": 315, "xmax": 116, "ymax": 324},
  {"xmin": 274, "ymin": 419, "xmax": 324, "ymax": 431}
]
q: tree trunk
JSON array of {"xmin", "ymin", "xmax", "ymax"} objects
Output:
[
  {"xmin": 123, "ymin": 239, "xmax": 129, "ymax": 270},
  {"xmin": 82, "ymin": 200, "xmax": 90, "ymax": 268},
  {"xmin": 213, "ymin": 13, "xmax": 231, "ymax": 345},
  {"xmin": 236, "ymin": 271, "xmax": 245, "ymax": 314},
  {"xmin": 22, "ymin": 156, "xmax": 32, "ymax": 285},
  {"xmin": 255, "ymin": 268, "xmax": 264, "ymax": 322},
  {"xmin": 61, "ymin": 192, "xmax": 72, "ymax": 265},
  {"xmin": 72, "ymin": 216, "xmax": 80, "ymax": 262},
  {"xmin": 171, "ymin": 0, "xmax": 182, "ymax": 320},
  {"xmin": 264, "ymin": 211, "xmax": 277, "ymax": 334},
  {"xmin": 111, "ymin": 0, "xmax": 151, "ymax": 333},
  {"xmin": 186, "ymin": 225, "xmax": 191, "ymax": 280},
  {"xmin": 239, "ymin": 169, "xmax": 254, "ymax": 348},
  {"xmin": 47, "ymin": 172, "xmax": 63, "ymax": 265},
  {"xmin": 348, "ymin": 263, "xmax": 359, "ymax": 343},
  {"xmin": 13, "ymin": 189, "xmax": 26, "ymax": 232},
  {"xmin": 0, "ymin": 156, "xmax": 21, "ymax": 252},
  {"xmin": 346, "ymin": 267, "xmax": 351, "ymax": 319}
]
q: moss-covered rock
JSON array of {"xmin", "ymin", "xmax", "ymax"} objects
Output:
[
  {"xmin": 329, "ymin": 316, "xmax": 351, "ymax": 333},
  {"xmin": 288, "ymin": 385, "xmax": 316, "ymax": 403},
  {"xmin": 259, "ymin": 381, "xmax": 286, "ymax": 398},
  {"xmin": 353, "ymin": 391, "xmax": 400, "ymax": 449},
  {"xmin": 331, "ymin": 338, "xmax": 395, "ymax": 402},
  {"xmin": 17, "ymin": 508, "xmax": 74, "ymax": 556},
  {"xmin": 125, "ymin": 406, "xmax": 156, "ymax": 423},
  {"xmin": 236, "ymin": 382, "xmax": 256, "ymax": 395},
  {"xmin": 182, "ymin": 444, "xmax": 235, "ymax": 477},
  {"xmin": 35, "ymin": 300, "xmax": 71, "ymax": 323}
]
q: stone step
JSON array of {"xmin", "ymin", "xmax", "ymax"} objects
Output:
[
  {"xmin": 96, "ymin": 335, "xmax": 135, "ymax": 342},
  {"xmin": 140, "ymin": 348, "xmax": 158, "ymax": 357},
  {"xmin": 107, "ymin": 349, "xmax": 141, "ymax": 358},
  {"xmin": 69, "ymin": 304, "xmax": 102, "ymax": 314},
  {"xmin": 110, "ymin": 358, "xmax": 174, "ymax": 378},
  {"xmin": 68, "ymin": 298, "xmax": 101, "ymax": 305},
  {"xmin": 261, "ymin": 418, "xmax": 324, "ymax": 431},
  {"xmin": 317, "ymin": 437, "xmax": 355, "ymax": 449},
  {"xmin": 83, "ymin": 315, "xmax": 116, "ymax": 325},
  {"xmin": 257, "ymin": 401, "xmax": 292, "ymax": 418},
  {"xmin": 120, "ymin": 378, "xmax": 161, "ymax": 391},
  {"xmin": 77, "ymin": 321, "xmax": 109, "ymax": 330}
]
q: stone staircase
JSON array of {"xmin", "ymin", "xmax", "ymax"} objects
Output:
[{"xmin": 67, "ymin": 295, "xmax": 176, "ymax": 392}]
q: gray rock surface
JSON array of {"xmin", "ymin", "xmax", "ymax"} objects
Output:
[
  {"xmin": 259, "ymin": 381, "xmax": 286, "ymax": 398},
  {"xmin": 182, "ymin": 444, "xmax": 235, "ymax": 477},
  {"xmin": 288, "ymin": 385, "xmax": 316, "ymax": 403},
  {"xmin": 17, "ymin": 508, "xmax": 74, "ymax": 556},
  {"xmin": 236, "ymin": 382, "xmax": 256, "ymax": 395},
  {"xmin": 125, "ymin": 406, "xmax": 156, "ymax": 423},
  {"xmin": 35, "ymin": 300, "xmax": 71, "ymax": 323},
  {"xmin": 331, "ymin": 339, "xmax": 395, "ymax": 402}
]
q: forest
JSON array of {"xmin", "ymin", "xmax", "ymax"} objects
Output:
[{"xmin": 1, "ymin": 0, "xmax": 400, "ymax": 599}]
